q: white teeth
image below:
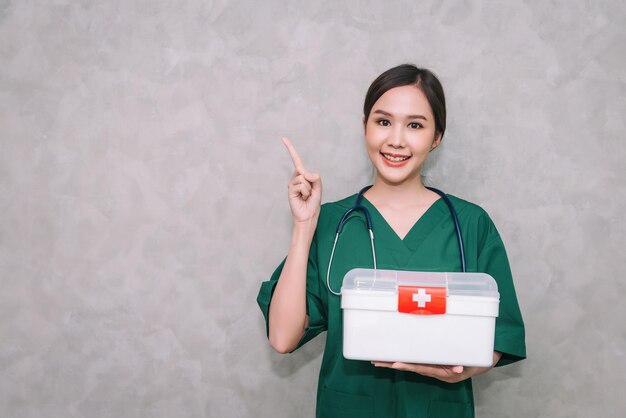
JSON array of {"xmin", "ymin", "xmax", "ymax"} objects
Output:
[{"xmin": 383, "ymin": 154, "xmax": 410, "ymax": 162}]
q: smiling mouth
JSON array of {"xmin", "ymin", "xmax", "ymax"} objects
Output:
[{"xmin": 381, "ymin": 152, "xmax": 411, "ymax": 162}]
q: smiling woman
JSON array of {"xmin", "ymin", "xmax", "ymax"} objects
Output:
[{"xmin": 257, "ymin": 64, "xmax": 526, "ymax": 418}]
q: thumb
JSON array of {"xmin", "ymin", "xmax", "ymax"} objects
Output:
[{"xmin": 303, "ymin": 172, "xmax": 320, "ymax": 183}]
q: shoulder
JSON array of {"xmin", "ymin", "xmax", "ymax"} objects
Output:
[
  {"xmin": 445, "ymin": 195, "xmax": 490, "ymax": 221},
  {"xmin": 445, "ymin": 194, "xmax": 501, "ymax": 246},
  {"xmin": 319, "ymin": 194, "xmax": 358, "ymax": 215}
]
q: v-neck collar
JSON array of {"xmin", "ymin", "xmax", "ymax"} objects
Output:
[{"xmin": 360, "ymin": 195, "xmax": 448, "ymax": 252}]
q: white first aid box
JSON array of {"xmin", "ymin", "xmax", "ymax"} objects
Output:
[{"xmin": 341, "ymin": 269, "xmax": 500, "ymax": 367}]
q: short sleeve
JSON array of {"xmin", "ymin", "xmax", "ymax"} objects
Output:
[
  {"xmin": 256, "ymin": 233, "xmax": 328, "ymax": 352},
  {"xmin": 478, "ymin": 231, "xmax": 527, "ymax": 367}
]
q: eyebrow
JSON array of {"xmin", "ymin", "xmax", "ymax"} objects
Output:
[{"xmin": 372, "ymin": 109, "xmax": 428, "ymax": 121}]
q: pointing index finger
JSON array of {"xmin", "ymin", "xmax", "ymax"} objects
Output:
[{"xmin": 282, "ymin": 137, "xmax": 307, "ymax": 174}]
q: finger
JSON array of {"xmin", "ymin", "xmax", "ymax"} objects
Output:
[
  {"xmin": 304, "ymin": 172, "xmax": 322, "ymax": 196},
  {"xmin": 390, "ymin": 362, "xmax": 416, "ymax": 372},
  {"xmin": 290, "ymin": 183, "xmax": 312, "ymax": 200},
  {"xmin": 417, "ymin": 364, "xmax": 460, "ymax": 377},
  {"xmin": 393, "ymin": 363, "xmax": 439, "ymax": 376},
  {"xmin": 303, "ymin": 172, "xmax": 320, "ymax": 184},
  {"xmin": 290, "ymin": 173, "xmax": 310, "ymax": 187},
  {"xmin": 289, "ymin": 180, "xmax": 308, "ymax": 193},
  {"xmin": 282, "ymin": 137, "xmax": 307, "ymax": 175},
  {"xmin": 371, "ymin": 361, "xmax": 394, "ymax": 368},
  {"xmin": 290, "ymin": 178, "xmax": 313, "ymax": 196},
  {"xmin": 297, "ymin": 183, "xmax": 312, "ymax": 200},
  {"xmin": 451, "ymin": 365, "xmax": 464, "ymax": 374}
]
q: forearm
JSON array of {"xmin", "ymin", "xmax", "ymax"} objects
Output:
[{"xmin": 268, "ymin": 219, "xmax": 317, "ymax": 353}]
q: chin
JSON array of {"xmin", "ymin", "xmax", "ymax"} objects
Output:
[
  {"xmin": 377, "ymin": 173, "xmax": 414, "ymax": 186},
  {"xmin": 376, "ymin": 165, "xmax": 416, "ymax": 182}
]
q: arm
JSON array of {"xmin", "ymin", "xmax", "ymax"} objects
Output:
[
  {"xmin": 268, "ymin": 138, "xmax": 322, "ymax": 354},
  {"xmin": 268, "ymin": 219, "xmax": 317, "ymax": 353}
]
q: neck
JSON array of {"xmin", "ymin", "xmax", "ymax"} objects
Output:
[{"xmin": 366, "ymin": 174, "xmax": 430, "ymax": 206}]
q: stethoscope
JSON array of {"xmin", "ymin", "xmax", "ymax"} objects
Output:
[{"xmin": 326, "ymin": 185, "xmax": 466, "ymax": 296}]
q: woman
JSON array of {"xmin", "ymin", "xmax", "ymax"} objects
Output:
[{"xmin": 257, "ymin": 64, "xmax": 526, "ymax": 418}]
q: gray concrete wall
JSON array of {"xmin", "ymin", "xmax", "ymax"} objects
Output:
[{"xmin": 1, "ymin": 0, "xmax": 625, "ymax": 416}]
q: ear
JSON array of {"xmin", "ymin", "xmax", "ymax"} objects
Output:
[
  {"xmin": 362, "ymin": 116, "xmax": 367, "ymax": 134},
  {"xmin": 430, "ymin": 132, "xmax": 443, "ymax": 151}
]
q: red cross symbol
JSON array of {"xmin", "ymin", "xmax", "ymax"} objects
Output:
[{"xmin": 398, "ymin": 286, "xmax": 446, "ymax": 315}]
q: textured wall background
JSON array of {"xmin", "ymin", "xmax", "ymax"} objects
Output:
[{"xmin": 1, "ymin": 0, "xmax": 625, "ymax": 417}]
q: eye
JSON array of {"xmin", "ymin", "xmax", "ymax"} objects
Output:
[
  {"xmin": 408, "ymin": 122, "xmax": 422, "ymax": 129},
  {"xmin": 376, "ymin": 119, "xmax": 391, "ymax": 127}
]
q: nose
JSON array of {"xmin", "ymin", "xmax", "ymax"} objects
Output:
[{"xmin": 387, "ymin": 125, "xmax": 404, "ymax": 148}]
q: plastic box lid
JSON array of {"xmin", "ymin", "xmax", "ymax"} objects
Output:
[{"xmin": 341, "ymin": 268, "xmax": 499, "ymax": 298}]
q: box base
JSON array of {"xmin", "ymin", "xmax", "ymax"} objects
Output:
[{"xmin": 343, "ymin": 309, "xmax": 495, "ymax": 367}]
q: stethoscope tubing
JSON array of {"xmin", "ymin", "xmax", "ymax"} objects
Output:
[{"xmin": 326, "ymin": 185, "xmax": 466, "ymax": 296}]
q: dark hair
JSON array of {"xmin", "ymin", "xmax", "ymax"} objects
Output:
[{"xmin": 363, "ymin": 64, "xmax": 446, "ymax": 138}]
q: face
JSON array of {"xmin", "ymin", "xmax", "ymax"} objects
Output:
[{"xmin": 364, "ymin": 85, "xmax": 442, "ymax": 186}]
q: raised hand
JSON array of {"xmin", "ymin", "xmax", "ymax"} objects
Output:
[{"xmin": 283, "ymin": 137, "xmax": 322, "ymax": 223}]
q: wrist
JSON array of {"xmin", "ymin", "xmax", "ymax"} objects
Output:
[{"xmin": 292, "ymin": 218, "xmax": 317, "ymax": 244}]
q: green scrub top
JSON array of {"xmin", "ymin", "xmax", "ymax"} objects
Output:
[{"xmin": 258, "ymin": 194, "xmax": 526, "ymax": 418}]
